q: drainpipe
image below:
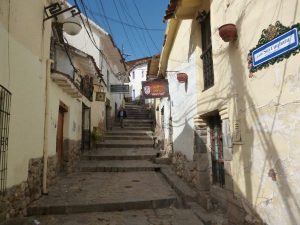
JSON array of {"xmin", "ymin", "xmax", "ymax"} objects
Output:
[{"xmin": 42, "ymin": 58, "xmax": 53, "ymax": 194}]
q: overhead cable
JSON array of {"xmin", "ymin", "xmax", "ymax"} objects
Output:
[{"xmin": 133, "ymin": 0, "xmax": 160, "ymax": 52}]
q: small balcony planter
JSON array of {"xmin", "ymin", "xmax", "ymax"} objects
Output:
[
  {"xmin": 218, "ymin": 24, "xmax": 237, "ymax": 42},
  {"xmin": 177, "ymin": 73, "xmax": 188, "ymax": 83}
]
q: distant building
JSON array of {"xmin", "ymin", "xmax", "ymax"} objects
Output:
[{"xmin": 126, "ymin": 57, "xmax": 151, "ymax": 102}]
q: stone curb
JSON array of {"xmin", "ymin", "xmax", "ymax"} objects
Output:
[
  {"xmin": 27, "ymin": 198, "xmax": 177, "ymax": 216},
  {"xmin": 160, "ymin": 167, "xmax": 198, "ymax": 204},
  {"xmin": 80, "ymin": 166, "xmax": 161, "ymax": 172}
]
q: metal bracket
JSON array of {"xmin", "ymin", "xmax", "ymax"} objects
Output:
[{"xmin": 44, "ymin": 3, "xmax": 81, "ymax": 21}]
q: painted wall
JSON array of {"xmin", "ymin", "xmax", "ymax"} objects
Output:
[
  {"xmin": 161, "ymin": 19, "xmax": 198, "ymax": 160},
  {"xmin": 0, "ymin": 0, "xmax": 51, "ymax": 187},
  {"xmin": 47, "ymin": 74, "xmax": 82, "ymax": 156},
  {"xmin": 65, "ymin": 19, "xmax": 125, "ymax": 127},
  {"xmin": 209, "ymin": 0, "xmax": 300, "ymax": 224},
  {"xmin": 128, "ymin": 63, "xmax": 148, "ymax": 100},
  {"xmin": 161, "ymin": 0, "xmax": 300, "ymax": 223}
]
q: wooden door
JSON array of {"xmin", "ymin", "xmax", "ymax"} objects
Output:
[{"xmin": 56, "ymin": 108, "xmax": 64, "ymax": 168}]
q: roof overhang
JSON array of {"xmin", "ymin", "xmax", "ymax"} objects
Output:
[
  {"xmin": 164, "ymin": 0, "xmax": 203, "ymax": 21},
  {"xmin": 160, "ymin": 0, "xmax": 207, "ymax": 76}
]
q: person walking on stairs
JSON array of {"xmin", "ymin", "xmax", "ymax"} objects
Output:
[{"xmin": 117, "ymin": 106, "xmax": 127, "ymax": 128}]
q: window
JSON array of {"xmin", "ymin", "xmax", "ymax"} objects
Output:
[
  {"xmin": 208, "ymin": 114, "xmax": 225, "ymax": 187},
  {"xmin": 132, "ymin": 71, "xmax": 135, "ymax": 80},
  {"xmin": 0, "ymin": 85, "xmax": 11, "ymax": 195},
  {"xmin": 107, "ymin": 70, "xmax": 110, "ymax": 91},
  {"xmin": 200, "ymin": 12, "xmax": 214, "ymax": 89},
  {"xmin": 142, "ymin": 71, "xmax": 144, "ymax": 78}
]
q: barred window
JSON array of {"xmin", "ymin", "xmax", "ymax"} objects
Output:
[
  {"xmin": 200, "ymin": 12, "xmax": 214, "ymax": 90},
  {"xmin": 208, "ymin": 115, "xmax": 225, "ymax": 187},
  {"xmin": 0, "ymin": 85, "xmax": 11, "ymax": 195}
]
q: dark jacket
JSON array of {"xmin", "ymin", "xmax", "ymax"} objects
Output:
[{"xmin": 117, "ymin": 110, "xmax": 127, "ymax": 118}]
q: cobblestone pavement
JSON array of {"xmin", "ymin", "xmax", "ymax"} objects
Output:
[{"xmin": 3, "ymin": 208, "xmax": 203, "ymax": 225}]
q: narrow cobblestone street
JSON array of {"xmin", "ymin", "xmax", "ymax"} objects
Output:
[{"xmin": 2, "ymin": 103, "xmax": 213, "ymax": 225}]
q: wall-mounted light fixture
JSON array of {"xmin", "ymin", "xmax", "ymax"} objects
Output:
[{"xmin": 44, "ymin": 2, "xmax": 82, "ymax": 36}]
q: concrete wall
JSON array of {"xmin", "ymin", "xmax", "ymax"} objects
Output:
[{"xmin": 0, "ymin": 0, "xmax": 51, "ymax": 188}]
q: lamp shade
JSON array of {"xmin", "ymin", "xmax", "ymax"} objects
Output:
[{"xmin": 63, "ymin": 16, "xmax": 82, "ymax": 35}]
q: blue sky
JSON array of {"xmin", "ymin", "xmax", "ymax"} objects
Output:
[{"xmin": 68, "ymin": 0, "xmax": 169, "ymax": 61}]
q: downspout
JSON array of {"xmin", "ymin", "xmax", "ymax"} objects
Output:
[{"xmin": 42, "ymin": 58, "xmax": 53, "ymax": 194}]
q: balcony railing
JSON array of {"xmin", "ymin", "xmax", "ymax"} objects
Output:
[{"xmin": 50, "ymin": 41, "xmax": 94, "ymax": 101}]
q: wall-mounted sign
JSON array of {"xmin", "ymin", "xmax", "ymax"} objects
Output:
[
  {"xmin": 248, "ymin": 21, "xmax": 300, "ymax": 77},
  {"xmin": 95, "ymin": 92, "xmax": 105, "ymax": 101},
  {"xmin": 142, "ymin": 80, "xmax": 169, "ymax": 99},
  {"xmin": 110, "ymin": 85, "xmax": 129, "ymax": 93},
  {"xmin": 252, "ymin": 28, "xmax": 298, "ymax": 67}
]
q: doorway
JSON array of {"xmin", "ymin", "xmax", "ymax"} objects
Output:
[
  {"xmin": 105, "ymin": 98, "xmax": 111, "ymax": 130},
  {"xmin": 56, "ymin": 105, "xmax": 67, "ymax": 170},
  {"xmin": 82, "ymin": 103, "xmax": 91, "ymax": 151}
]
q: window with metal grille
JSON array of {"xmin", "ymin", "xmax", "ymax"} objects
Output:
[
  {"xmin": 0, "ymin": 85, "xmax": 11, "ymax": 195},
  {"xmin": 200, "ymin": 12, "xmax": 214, "ymax": 90},
  {"xmin": 208, "ymin": 115, "xmax": 225, "ymax": 187}
]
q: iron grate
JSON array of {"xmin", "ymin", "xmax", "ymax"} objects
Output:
[{"xmin": 0, "ymin": 85, "xmax": 11, "ymax": 195}]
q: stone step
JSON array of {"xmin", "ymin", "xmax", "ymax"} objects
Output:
[
  {"xmin": 27, "ymin": 172, "xmax": 177, "ymax": 216},
  {"xmin": 124, "ymin": 119, "xmax": 153, "ymax": 123},
  {"xmin": 80, "ymin": 160, "xmax": 163, "ymax": 172},
  {"xmin": 104, "ymin": 135, "xmax": 152, "ymax": 140},
  {"xmin": 96, "ymin": 140, "xmax": 153, "ymax": 148},
  {"xmin": 82, "ymin": 148, "xmax": 158, "ymax": 160},
  {"xmin": 22, "ymin": 208, "xmax": 204, "ymax": 225},
  {"xmin": 111, "ymin": 126, "xmax": 152, "ymax": 131},
  {"xmin": 126, "ymin": 117, "xmax": 152, "ymax": 120},
  {"xmin": 113, "ymin": 123, "xmax": 152, "ymax": 127},
  {"xmin": 125, "ymin": 112, "xmax": 149, "ymax": 115},
  {"xmin": 105, "ymin": 130, "xmax": 153, "ymax": 136}
]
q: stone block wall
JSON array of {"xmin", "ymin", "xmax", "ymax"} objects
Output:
[
  {"xmin": 63, "ymin": 139, "xmax": 81, "ymax": 173},
  {"xmin": 0, "ymin": 155, "xmax": 57, "ymax": 221}
]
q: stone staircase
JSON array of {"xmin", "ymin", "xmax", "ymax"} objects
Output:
[{"xmin": 27, "ymin": 102, "xmax": 178, "ymax": 216}]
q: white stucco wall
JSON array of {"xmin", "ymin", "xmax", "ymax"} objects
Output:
[
  {"xmin": 129, "ymin": 63, "xmax": 148, "ymax": 100},
  {"xmin": 162, "ymin": 19, "xmax": 198, "ymax": 160},
  {"xmin": 0, "ymin": 0, "xmax": 51, "ymax": 187},
  {"xmin": 47, "ymin": 76, "xmax": 82, "ymax": 156}
]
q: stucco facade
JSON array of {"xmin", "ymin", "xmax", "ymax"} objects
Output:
[
  {"xmin": 0, "ymin": 0, "xmax": 51, "ymax": 189},
  {"xmin": 0, "ymin": 0, "xmax": 127, "ymax": 220},
  {"xmin": 160, "ymin": 0, "xmax": 300, "ymax": 224}
]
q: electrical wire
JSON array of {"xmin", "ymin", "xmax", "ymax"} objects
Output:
[
  {"xmin": 85, "ymin": 9, "xmax": 164, "ymax": 31},
  {"xmin": 62, "ymin": 36, "xmax": 78, "ymax": 73},
  {"xmin": 133, "ymin": 0, "xmax": 160, "ymax": 52},
  {"xmin": 121, "ymin": 0, "xmax": 153, "ymax": 57},
  {"xmin": 7, "ymin": 0, "xmax": 11, "ymax": 88},
  {"xmin": 98, "ymin": 0, "xmax": 114, "ymax": 36},
  {"xmin": 112, "ymin": 0, "xmax": 136, "ymax": 58},
  {"xmin": 118, "ymin": 0, "xmax": 148, "ymax": 57},
  {"xmin": 79, "ymin": 0, "xmax": 98, "ymax": 47}
]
